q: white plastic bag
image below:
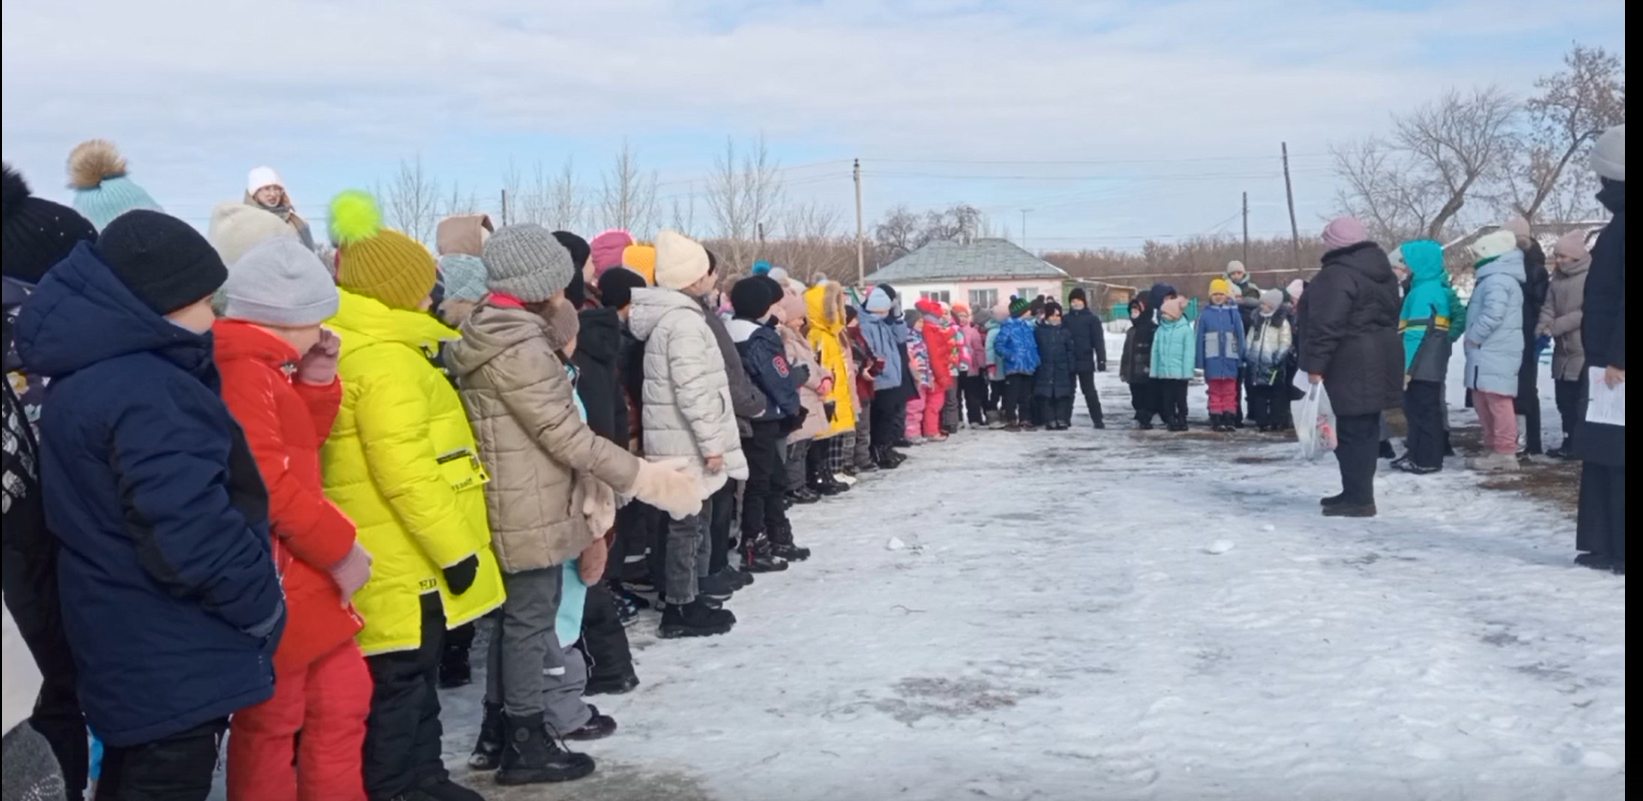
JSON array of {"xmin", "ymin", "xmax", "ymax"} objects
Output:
[{"xmin": 1293, "ymin": 375, "xmax": 1338, "ymax": 461}]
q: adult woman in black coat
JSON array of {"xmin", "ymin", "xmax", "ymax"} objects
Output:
[
  {"xmin": 1575, "ymin": 125, "xmax": 1625, "ymax": 574},
  {"xmin": 1503, "ymin": 217, "xmax": 1552, "ymax": 456},
  {"xmin": 1297, "ymin": 218, "xmax": 1404, "ymax": 518}
]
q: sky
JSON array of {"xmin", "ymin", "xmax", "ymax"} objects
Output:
[{"xmin": 0, "ymin": 0, "xmax": 1625, "ymax": 255}]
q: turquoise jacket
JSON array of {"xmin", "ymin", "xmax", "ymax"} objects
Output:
[
  {"xmin": 1397, "ymin": 240, "xmax": 1454, "ymax": 371},
  {"xmin": 1150, "ymin": 315, "xmax": 1197, "ymax": 379}
]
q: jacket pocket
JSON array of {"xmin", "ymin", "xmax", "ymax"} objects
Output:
[{"xmin": 436, "ymin": 447, "xmax": 490, "ymax": 492}]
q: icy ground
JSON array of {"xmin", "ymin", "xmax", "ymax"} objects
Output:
[{"xmin": 432, "ymin": 351, "xmax": 1625, "ymax": 801}]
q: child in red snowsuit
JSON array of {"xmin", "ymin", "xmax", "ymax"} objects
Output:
[{"xmin": 216, "ymin": 238, "xmax": 375, "ymax": 801}]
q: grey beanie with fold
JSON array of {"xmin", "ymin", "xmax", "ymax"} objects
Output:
[
  {"xmin": 481, "ymin": 223, "xmax": 574, "ymax": 303},
  {"xmin": 222, "ymin": 236, "xmax": 340, "ymax": 326}
]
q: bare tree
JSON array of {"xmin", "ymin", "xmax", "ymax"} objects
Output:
[
  {"xmin": 1507, "ymin": 43, "xmax": 1626, "ymax": 223},
  {"xmin": 379, "ymin": 155, "xmax": 441, "ymax": 244},
  {"xmin": 872, "ymin": 204, "xmax": 923, "ymax": 257},
  {"xmin": 870, "ymin": 202, "xmax": 992, "ymax": 260},
  {"xmin": 500, "ymin": 156, "xmax": 523, "ymax": 226},
  {"xmin": 705, "ymin": 134, "xmax": 785, "ymax": 269},
  {"xmin": 765, "ymin": 202, "xmax": 848, "ymax": 282},
  {"xmin": 548, "ymin": 158, "xmax": 584, "ymax": 233},
  {"xmin": 600, "ymin": 140, "xmax": 659, "ymax": 238},
  {"xmin": 1330, "ymin": 137, "xmax": 1446, "ymax": 244},
  {"xmin": 440, "ymin": 181, "xmax": 481, "ymax": 220},
  {"xmin": 669, "ymin": 183, "xmax": 699, "ymax": 235}
]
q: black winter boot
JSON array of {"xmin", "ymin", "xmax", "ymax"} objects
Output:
[
  {"xmin": 563, "ymin": 705, "xmax": 618, "ymax": 741},
  {"xmin": 414, "ymin": 776, "xmax": 488, "ymax": 801},
  {"xmin": 584, "ymin": 673, "xmax": 641, "ymax": 697},
  {"xmin": 768, "ymin": 523, "xmax": 812, "ymax": 562},
  {"xmin": 496, "ymin": 713, "xmax": 596, "ymax": 786},
  {"xmin": 659, "ymin": 598, "xmax": 737, "ymax": 639},
  {"xmin": 468, "ymin": 701, "xmax": 505, "ymax": 770},
  {"xmin": 743, "ymin": 535, "xmax": 791, "ymax": 573}
]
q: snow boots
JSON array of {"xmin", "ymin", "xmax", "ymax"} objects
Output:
[
  {"xmin": 469, "ymin": 702, "xmax": 505, "ymax": 770},
  {"xmin": 769, "ymin": 523, "xmax": 812, "ymax": 562},
  {"xmin": 1466, "ymin": 452, "xmax": 1520, "ymax": 473},
  {"xmin": 659, "ymin": 598, "xmax": 736, "ymax": 639},
  {"xmin": 743, "ymin": 534, "xmax": 791, "ymax": 573},
  {"xmin": 495, "ymin": 713, "xmax": 596, "ymax": 786},
  {"xmin": 562, "ymin": 706, "xmax": 618, "ymax": 742}
]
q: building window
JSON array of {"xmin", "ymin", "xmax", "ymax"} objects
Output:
[
  {"xmin": 968, "ymin": 289, "xmax": 998, "ymax": 311},
  {"xmin": 1016, "ymin": 287, "xmax": 1039, "ymax": 301},
  {"xmin": 919, "ymin": 290, "xmax": 951, "ymax": 304}
]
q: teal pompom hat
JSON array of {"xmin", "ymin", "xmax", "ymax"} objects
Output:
[{"xmin": 67, "ymin": 139, "xmax": 163, "ymax": 231}]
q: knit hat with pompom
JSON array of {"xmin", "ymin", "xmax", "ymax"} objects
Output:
[
  {"xmin": 66, "ymin": 140, "xmax": 163, "ymax": 231},
  {"xmin": 328, "ymin": 190, "xmax": 436, "ymax": 310},
  {"xmin": 2, "ymin": 163, "xmax": 98, "ymax": 283}
]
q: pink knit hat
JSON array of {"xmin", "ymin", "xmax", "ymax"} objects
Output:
[
  {"xmin": 590, "ymin": 229, "xmax": 635, "ymax": 276},
  {"xmin": 1553, "ymin": 229, "xmax": 1589, "ymax": 261},
  {"xmin": 1321, "ymin": 216, "xmax": 1368, "ymax": 250}
]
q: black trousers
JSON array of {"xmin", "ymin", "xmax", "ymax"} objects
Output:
[
  {"xmin": 1128, "ymin": 378, "xmax": 1156, "ymax": 424},
  {"xmin": 1074, "ymin": 369, "xmax": 1104, "ymax": 425},
  {"xmin": 1232, "ymin": 366, "xmax": 1246, "ymax": 424},
  {"xmin": 1554, "ymin": 377, "xmax": 1586, "ymax": 450},
  {"xmin": 741, "ymin": 421, "xmax": 789, "ymax": 538},
  {"xmin": 363, "ymin": 593, "xmax": 448, "ymax": 800},
  {"xmin": 96, "ymin": 719, "xmax": 226, "ymax": 801},
  {"xmin": 441, "ymin": 621, "xmax": 473, "ymax": 675},
  {"xmin": 870, "ymin": 391, "xmax": 902, "ymax": 451},
  {"xmin": 958, "ymin": 375, "xmax": 988, "ymax": 425},
  {"xmin": 1517, "ymin": 351, "xmax": 1543, "ymax": 454},
  {"xmin": 1576, "ymin": 462, "xmax": 1625, "ymax": 562},
  {"xmin": 708, "ymin": 480, "xmax": 738, "ymax": 573},
  {"xmin": 1036, "ymin": 396, "xmax": 1074, "ymax": 426},
  {"xmin": 580, "ymin": 582, "xmax": 635, "ymax": 683},
  {"xmin": 986, "ymin": 379, "xmax": 1006, "ymax": 413},
  {"xmin": 1334, "ymin": 413, "xmax": 1382, "ymax": 505},
  {"xmin": 1404, "ymin": 380, "xmax": 1445, "ymax": 469},
  {"xmin": 1, "ymin": 546, "xmax": 87, "ymax": 800},
  {"xmin": 1246, "ymin": 383, "xmax": 1283, "ymax": 428},
  {"xmin": 1156, "ymin": 379, "xmax": 1189, "ymax": 427},
  {"xmin": 1003, "ymin": 374, "xmax": 1034, "ymax": 425}
]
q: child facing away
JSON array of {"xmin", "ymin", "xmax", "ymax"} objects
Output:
[
  {"xmin": 1150, "ymin": 290, "xmax": 1196, "ymax": 431},
  {"xmin": 994, "ymin": 297, "xmax": 1042, "ymax": 431},
  {"xmin": 1462, "ymin": 231, "xmax": 1527, "ymax": 473},
  {"xmin": 1121, "ymin": 294, "xmax": 1158, "ymax": 429},
  {"xmin": 913, "ymin": 299, "xmax": 954, "ymax": 441},
  {"xmin": 1395, "ymin": 239, "xmax": 1454, "ymax": 474},
  {"xmin": 1033, "ymin": 301, "xmax": 1077, "ymax": 430},
  {"xmin": 1243, "ymin": 288, "xmax": 1295, "ymax": 432},
  {"xmin": 1197, "ymin": 277, "xmax": 1246, "ymax": 432}
]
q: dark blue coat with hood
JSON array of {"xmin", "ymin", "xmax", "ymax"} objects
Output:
[{"xmin": 14, "ymin": 242, "xmax": 284, "ymax": 748}]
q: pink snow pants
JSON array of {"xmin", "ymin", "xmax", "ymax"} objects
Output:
[
  {"xmin": 905, "ymin": 391, "xmax": 927, "ymax": 440},
  {"xmin": 1473, "ymin": 390, "xmax": 1519, "ymax": 455}
]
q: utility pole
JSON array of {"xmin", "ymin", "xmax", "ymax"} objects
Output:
[
  {"xmin": 1241, "ymin": 191, "xmax": 1250, "ymax": 267},
  {"xmin": 1282, "ymin": 142, "xmax": 1301, "ymax": 270},
  {"xmin": 500, "ymin": 189, "xmax": 509, "ymax": 226},
  {"xmin": 853, "ymin": 159, "xmax": 865, "ymax": 287},
  {"xmin": 1020, "ymin": 209, "xmax": 1030, "ymax": 252}
]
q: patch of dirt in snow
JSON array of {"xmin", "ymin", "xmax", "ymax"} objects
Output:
[
  {"xmin": 1450, "ymin": 424, "xmax": 1582, "ymax": 513},
  {"xmin": 872, "ymin": 676, "xmax": 1044, "ymax": 724}
]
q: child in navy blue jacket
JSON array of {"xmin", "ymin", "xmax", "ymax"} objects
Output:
[
  {"xmin": 14, "ymin": 211, "xmax": 285, "ymax": 797},
  {"xmin": 726, "ymin": 277, "xmax": 809, "ymax": 571}
]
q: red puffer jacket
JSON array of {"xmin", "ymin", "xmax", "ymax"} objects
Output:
[{"xmin": 213, "ymin": 320, "xmax": 361, "ymax": 675}]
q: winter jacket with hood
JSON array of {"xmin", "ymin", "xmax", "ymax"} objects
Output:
[
  {"xmin": 446, "ymin": 301, "xmax": 643, "ymax": 572},
  {"xmin": 778, "ymin": 322, "xmax": 829, "ymax": 443},
  {"xmin": 1463, "ymin": 249, "xmax": 1527, "ymax": 397},
  {"xmin": 994, "ymin": 317, "xmax": 1041, "ymax": 375},
  {"xmin": 1195, "ymin": 301, "xmax": 1245, "ymax": 380},
  {"xmin": 1397, "ymin": 239, "xmax": 1454, "ymax": 380},
  {"xmin": 321, "ymin": 289, "xmax": 504, "ymax": 655},
  {"xmin": 1150, "ymin": 309, "xmax": 1197, "ymax": 380},
  {"xmin": 960, "ymin": 322, "xmax": 986, "ymax": 376},
  {"xmin": 1296, "ymin": 241, "xmax": 1404, "ymax": 417},
  {"xmin": 983, "ymin": 318, "xmax": 1003, "ymax": 381},
  {"xmin": 1579, "ymin": 179, "xmax": 1624, "ymax": 467},
  {"xmin": 572, "ymin": 306, "xmax": 629, "ymax": 445},
  {"xmin": 917, "ymin": 315, "xmax": 956, "ymax": 389},
  {"xmin": 727, "ymin": 317, "xmax": 805, "ymax": 423},
  {"xmin": 213, "ymin": 320, "xmax": 361, "ymax": 676},
  {"xmin": 856, "ymin": 306, "xmax": 906, "ymax": 391},
  {"xmin": 1243, "ymin": 309, "xmax": 1293, "ymax": 386},
  {"xmin": 14, "ymin": 243, "xmax": 284, "ymax": 748},
  {"xmin": 806, "ymin": 282, "xmax": 858, "ymax": 435},
  {"xmin": 1539, "ymin": 247, "xmax": 1590, "ymax": 382},
  {"xmin": 1033, "ymin": 322, "xmax": 1075, "ymax": 398},
  {"xmin": 628, "ymin": 288, "xmax": 748, "ymax": 497},
  {"xmin": 1063, "ymin": 305, "xmax": 1107, "ymax": 372},
  {"xmin": 1120, "ymin": 305, "xmax": 1156, "ymax": 384}
]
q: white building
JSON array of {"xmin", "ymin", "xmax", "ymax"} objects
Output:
[{"xmin": 864, "ymin": 238, "xmax": 1071, "ymax": 314}]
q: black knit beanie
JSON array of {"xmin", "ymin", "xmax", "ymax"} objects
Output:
[
  {"xmin": 552, "ymin": 230, "xmax": 591, "ymax": 307},
  {"xmin": 1068, "ymin": 287, "xmax": 1087, "ymax": 305},
  {"xmin": 597, "ymin": 267, "xmax": 646, "ymax": 310},
  {"xmin": 2, "ymin": 164, "xmax": 98, "ymax": 284},
  {"xmin": 730, "ymin": 277, "xmax": 774, "ymax": 321},
  {"xmin": 94, "ymin": 210, "xmax": 227, "ymax": 315}
]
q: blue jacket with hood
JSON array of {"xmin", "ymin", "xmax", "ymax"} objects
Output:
[
  {"xmin": 1463, "ymin": 249, "xmax": 1527, "ymax": 396},
  {"xmin": 1397, "ymin": 239, "xmax": 1453, "ymax": 374},
  {"xmin": 994, "ymin": 316, "xmax": 1041, "ymax": 375},
  {"xmin": 13, "ymin": 242, "xmax": 284, "ymax": 748}
]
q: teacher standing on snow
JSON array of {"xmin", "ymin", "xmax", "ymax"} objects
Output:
[
  {"xmin": 1297, "ymin": 217, "xmax": 1404, "ymax": 519},
  {"xmin": 1575, "ymin": 124, "xmax": 1625, "ymax": 575}
]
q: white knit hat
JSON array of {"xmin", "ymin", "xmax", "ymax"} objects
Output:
[
  {"xmin": 223, "ymin": 237, "xmax": 340, "ymax": 326},
  {"xmin": 1470, "ymin": 230, "xmax": 1519, "ymax": 262},
  {"xmin": 208, "ymin": 202, "xmax": 297, "ymax": 266},
  {"xmin": 653, "ymin": 229, "xmax": 711, "ymax": 290},
  {"xmin": 1591, "ymin": 124, "xmax": 1624, "ymax": 182},
  {"xmin": 247, "ymin": 166, "xmax": 284, "ymax": 195}
]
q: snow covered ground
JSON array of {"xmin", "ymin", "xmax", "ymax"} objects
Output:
[{"xmin": 427, "ymin": 346, "xmax": 1623, "ymax": 801}]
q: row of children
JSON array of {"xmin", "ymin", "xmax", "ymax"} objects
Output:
[{"xmin": 0, "ymin": 144, "xmax": 921, "ymax": 801}]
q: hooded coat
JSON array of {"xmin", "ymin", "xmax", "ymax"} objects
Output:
[
  {"xmin": 1243, "ymin": 309, "xmax": 1293, "ymax": 386},
  {"xmin": 321, "ymin": 289, "xmax": 504, "ymax": 655},
  {"xmin": 14, "ymin": 243, "xmax": 284, "ymax": 747},
  {"xmin": 778, "ymin": 322, "xmax": 830, "ymax": 443},
  {"xmin": 1063, "ymin": 304, "xmax": 1107, "ymax": 372},
  {"xmin": 1150, "ymin": 312, "xmax": 1197, "ymax": 380},
  {"xmin": 806, "ymin": 283, "xmax": 857, "ymax": 435},
  {"xmin": 994, "ymin": 317, "xmax": 1041, "ymax": 375},
  {"xmin": 1195, "ymin": 301, "xmax": 1245, "ymax": 380},
  {"xmin": 627, "ymin": 288, "xmax": 748, "ymax": 497},
  {"xmin": 572, "ymin": 306, "xmax": 629, "ymax": 445},
  {"xmin": 857, "ymin": 305, "xmax": 906, "ymax": 391},
  {"xmin": 1538, "ymin": 252, "xmax": 1589, "ymax": 383},
  {"xmin": 1033, "ymin": 322, "xmax": 1075, "ymax": 398},
  {"xmin": 1296, "ymin": 241, "xmax": 1404, "ymax": 417},
  {"xmin": 446, "ymin": 302, "xmax": 644, "ymax": 572},
  {"xmin": 1517, "ymin": 239, "xmax": 1551, "ymax": 404},
  {"xmin": 917, "ymin": 313, "xmax": 956, "ymax": 390},
  {"xmin": 213, "ymin": 320, "xmax": 362, "ymax": 676},
  {"xmin": 1397, "ymin": 239, "xmax": 1454, "ymax": 381},
  {"xmin": 1579, "ymin": 180, "xmax": 1624, "ymax": 467},
  {"xmin": 1462, "ymin": 250, "xmax": 1527, "ymax": 397},
  {"xmin": 1120, "ymin": 305, "xmax": 1156, "ymax": 384}
]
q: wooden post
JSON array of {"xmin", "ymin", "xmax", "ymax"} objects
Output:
[
  {"xmin": 1282, "ymin": 142, "xmax": 1301, "ymax": 270},
  {"xmin": 854, "ymin": 159, "xmax": 865, "ymax": 287},
  {"xmin": 1241, "ymin": 191, "xmax": 1250, "ymax": 267}
]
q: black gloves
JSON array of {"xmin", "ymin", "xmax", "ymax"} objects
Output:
[{"xmin": 444, "ymin": 555, "xmax": 479, "ymax": 596}]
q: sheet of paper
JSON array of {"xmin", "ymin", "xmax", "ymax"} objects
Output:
[{"xmin": 1585, "ymin": 367, "xmax": 1626, "ymax": 427}]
